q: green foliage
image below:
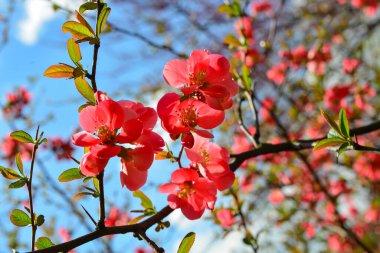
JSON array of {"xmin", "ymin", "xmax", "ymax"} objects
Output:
[
  {"xmin": 35, "ymin": 237, "xmax": 54, "ymax": 250},
  {"xmin": 58, "ymin": 168, "xmax": 84, "ymax": 182},
  {"xmin": 177, "ymin": 232, "xmax": 196, "ymax": 253},
  {"xmin": 10, "ymin": 131, "xmax": 34, "ymax": 144},
  {"xmin": 10, "ymin": 209, "xmax": 31, "ymax": 227}
]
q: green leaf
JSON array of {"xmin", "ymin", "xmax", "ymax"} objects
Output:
[
  {"xmin": 313, "ymin": 137, "xmax": 347, "ymax": 151},
  {"xmin": 67, "ymin": 38, "xmax": 82, "ymax": 65},
  {"xmin": 75, "ymin": 11, "xmax": 95, "ymax": 36},
  {"xmin": 58, "ymin": 168, "xmax": 84, "ymax": 182},
  {"xmin": 242, "ymin": 65, "xmax": 252, "ymax": 89},
  {"xmin": 217, "ymin": 3, "xmax": 240, "ymax": 16},
  {"xmin": 74, "ymin": 76, "xmax": 96, "ymax": 103},
  {"xmin": 73, "ymin": 192, "xmax": 93, "ymax": 201},
  {"xmin": 177, "ymin": 232, "xmax": 196, "ymax": 253},
  {"xmin": 9, "ymin": 179, "xmax": 27, "ymax": 189},
  {"xmin": 15, "ymin": 153, "xmax": 23, "ymax": 175},
  {"xmin": 339, "ymin": 109, "xmax": 350, "ymax": 138},
  {"xmin": 36, "ymin": 215, "xmax": 45, "ymax": 226},
  {"xmin": 10, "ymin": 209, "xmax": 31, "ymax": 227},
  {"xmin": 133, "ymin": 190, "xmax": 154, "ymax": 210},
  {"xmin": 35, "ymin": 237, "xmax": 54, "ymax": 250},
  {"xmin": 337, "ymin": 142, "xmax": 351, "ymax": 157},
  {"xmin": 320, "ymin": 109, "xmax": 343, "ymax": 138},
  {"xmin": 0, "ymin": 166, "xmax": 21, "ymax": 180},
  {"xmin": 79, "ymin": 2, "xmax": 98, "ymax": 13},
  {"xmin": 44, "ymin": 64, "xmax": 75, "ymax": 78},
  {"xmin": 128, "ymin": 214, "xmax": 147, "ymax": 225},
  {"xmin": 62, "ymin": 21, "xmax": 94, "ymax": 39},
  {"xmin": 93, "ymin": 178, "xmax": 100, "ymax": 193},
  {"xmin": 96, "ymin": 6, "xmax": 111, "ymax": 36},
  {"xmin": 224, "ymin": 34, "xmax": 241, "ymax": 47},
  {"xmin": 10, "ymin": 130, "xmax": 34, "ymax": 143}
]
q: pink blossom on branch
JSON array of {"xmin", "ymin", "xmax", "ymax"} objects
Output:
[
  {"xmin": 159, "ymin": 168, "xmax": 217, "ymax": 220},
  {"xmin": 163, "ymin": 49, "xmax": 238, "ymax": 110},
  {"xmin": 185, "ymin": 134, "xmax": 235, "ymax": 191}
]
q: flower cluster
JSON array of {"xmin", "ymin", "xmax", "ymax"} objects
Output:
[
  {"xmin": 72, "ymin": 92, "xmax": 164, "ymax": 190},
  {"xmin": 158, "ymin": 50, "xmax": 238, "ymax": 219},
  {"xmin": 2, "ymin": 86, "xmax": 32, "ymax": 119},
  {"xmin": 337, "ymin": 0, "xmax": 378, "ymax": 16}
]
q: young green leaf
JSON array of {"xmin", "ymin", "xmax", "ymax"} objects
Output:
[
  {"xmin": 337, "ymin": 142, "xmax": 351, "ymax": 157},
  {"xmin": 35, "ymin": 237, "xmax": 54, "ymax": 250},
  {"xmin": 320, "ymin": 109, "xmax": 343, "ymax": 137},
  {"xmin": 177, "ymin": 232, "xmax": 196, "ymax": 253},
  {"xmin": 313, "ymin": 137, "xmax": 347, "ymax": 151},
  {"xmin": 133, "ymin": 190, "xmax": 154, "ymax": 210},
  {"xmin": 73, "ymin": 192, "xmax": 93, "ymax": 201},
  {"xmin": 67, "ymin": 38, "xmax": 82, "ymax": 65},
  {"xmin": 62, "ymin": 21, "xmax": 94, "ymax": 39},
  {"xmin": 96, "ymin": 6, "xmax": 111, "ymax": 36},
  {"xmin": 74, "ymin": 76, "xmax": 96, "ymax": 103},
  {"xmin": 58, "ymin": 168, "xmax": 84, "ymax": 182},
  {"xmin": 10, "ymin": 209, "xmax": 31, "ymax": 227},
  {"xmin": 10, "ymin": 130, "xmax": 34, "ymax": 143},
  {"xmin": 79, "ymin": 2, "xmax": 98, "ymax": 14},
  {"xmin": 224, "ymin": 34, "xmax": 241, "ymax": 47},
  {"xmin": 217, "ymin": 3, "xmax": 240, "ymax": 16},
  {"xmin": 338, "ymin": 108, "xmax": 350, "ymax": 138},
  {"xmin": 9, "ymin": 179, "xmax": 27, "ymax": 189},
  {"xmin": 44, "ymin": 64, "xmax": 75, "ymax": 78},
  {"xmin": 15, "ymin": 153, "xmax": 23, "ymax": 175},
  {"xmin": 0, "ymin": 166, "xmax": 22, "ymax": 180},
  {"xmin": 36, "ymin": 215, "xmax": 45, "ymax": 226},
  {"xmin": 75, "ymin": 11, "xmax": 95, "ymax": 35}
]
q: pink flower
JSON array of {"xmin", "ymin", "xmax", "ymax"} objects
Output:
[
  {"xmin": 235, "ymin": 48, "xmax": 264, "ymax": 68},
  {"xmin": 72, "ymin": 98, "xmax": 126, "ymax": 176},
  {"xmin": 302, "ymin": 222, "xmax": 316, "ymax": 238},
  {"xmin": 45, "ymin": 136, "xmax": 74, "ymax": 160},
  {"xmin": 157, "ymin": 92, "xmax": 225, "ymax": 139},
  {"xmin": 1, "ymin": 135, "xmax": 33, "ymax": 165},
  {"xmin": 353, "ymin": 153, "xmax": 380, "ymax": 181},
  {"xmin": 234, "ymin": 17, "xmax": 253, "ymax": 39},
  {"xmin": 185, "ymin": 134, "xmax": 235, "ymax": 190},
  {"xmin": 307, "ymin": 44, "xmax": 332, "ymax": 75},
  {"xmin": 105, "ymin": 207, "xmax": 130, "ymax": 227},
  {"xmin": 268, "ymin": 189, "xmax": 285, "ymax": 205},
  {"xmin": 279, "ymin": 46, "xmax": 308, "ymax": 68},
  {"xmin": 251, "ymin": 1, "xmax": 272, "ymax": 16},
  {"xmin": 72, "ymin": 92, "xmax": 164, "ymax": 190},
  {"xmin": 2, "ymin": 86, "xmax": 32, "ymax": 119},
  {"xmin": 342, "ymin": 58, "xmax": 361, "ymax": 74},
  {"xmin": 216, "ymin": 209, "xmax": 235, "ymax": 228},
  {"xmin": 324, "ymin": 84, "xmax": 351, "ymax": 113},
  {"xmin": 351, "ymin": 0, "xmax": 378, "ymax": 16},
  {"xmin": 159, "ymin": 168, "xmax": 217, "ymax": 220},
  {"xmin": 266, "ymin": 62, "xmax": 288, "ymax": 84},
  {"xmin": 163, "ymin": 49, "xmax": 238, "ymax": 110}
]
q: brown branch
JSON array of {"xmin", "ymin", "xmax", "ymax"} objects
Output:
[
  {"xmin": 26, "ymin": 206, "xmax": 173, "ymax": 253},
  {"xmin": 230, "ymin": 120, "xmax": 380, "ymax": 171}
]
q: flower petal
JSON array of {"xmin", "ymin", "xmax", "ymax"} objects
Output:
[
  {"xmin": 163, "ymin": 59, "xmax": 189, "ymax": 88},
  {"xmin": 71, "ymin": 131, "xmax": 100, "ymax": 147},
  {"xmin": 120, "ymin": 160, "xmax": 148, "ymax": 191},
  {"xmin": 96, "ymin": 100, "xmax": 125, "ymax": 130},
  {"xmin": 80, "ymin": 153, "xmax": 108, "ymax": 177},
  {"xmin": 90, "ymin": 145, "xmax": 121, "ymax": 159},
  {"xmin": 171, "ymin": 168, "xmax": 199, "ymax": 184}
]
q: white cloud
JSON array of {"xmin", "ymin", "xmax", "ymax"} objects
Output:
[{"xmin": 18, "ymin": 0, "xmax": 81, "ymax": 45}]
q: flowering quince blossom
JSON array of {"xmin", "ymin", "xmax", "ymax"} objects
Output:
[
  {"xmin": 216, "ymin": 209, "xmax": 235, "ymax": 228},
  {"xmin": 1, "ymin": 135, "xmax": 33, "ymax": 165},
  {"xmin": 3, "ymin": 86, "xmax": 32, "ymax": 119},
  {"xmin": 251, "ymin": 1, "xmax": 273, "ymax": 16},
  {"xmin": 157, "ymin": 92, "xmax": 224, "ymax": 139},
  {"xmin": 185, "ymin": 134, "xmax": 235, "ymax": 191},
  {"xmin": 162, "ymin": 49, "xmax": 238, "ymax": 110},
  {"xmin": 159, "ymin": 168, "xmax": 217, "ymax": 220},
  {"xmin": 72, "ymin": 91, "xmax": 164, "ymax": 190},
  {"xmin": 342, "ymin": 58, "xmax": 361, "ymax": 74},
  {"xmin": 266, "ymin": 61, "xmax": 288, "ymax": 85}
]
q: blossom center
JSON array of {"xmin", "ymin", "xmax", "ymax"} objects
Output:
[
  {"xmin": 97, "ymin": 126, "xmax": 117, "ymax": 144},
  {"xmin": 178, "ymin": 181, "xmax": 195, "ymax": 198},
  {"xmin": 189, "ymin": 71, "xmax": 206, "ymax": 87},
  {"xmin": 178, "ymin": 107, "xmax": 197, "ymax": 127}
]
